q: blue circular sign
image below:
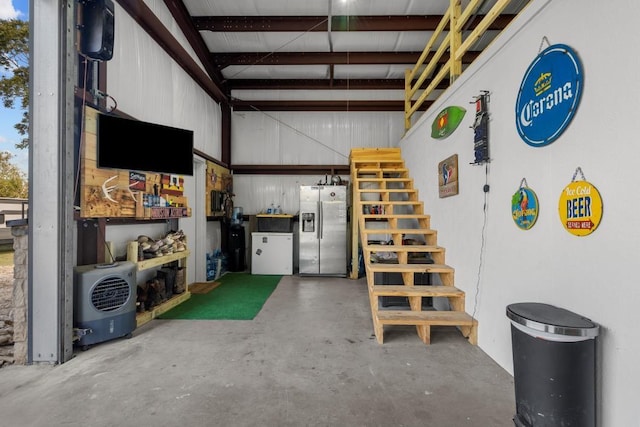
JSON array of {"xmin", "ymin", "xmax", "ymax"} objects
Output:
[{"xmin": 515, "ymin": 44, "xmax": 583, "ymax": 147}]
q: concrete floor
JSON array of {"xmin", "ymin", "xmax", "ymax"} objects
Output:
[{"xmin": 0, "ymin": 275, "xmax": 516, "ymax": 427}]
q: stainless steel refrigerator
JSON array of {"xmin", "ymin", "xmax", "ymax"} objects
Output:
[{"xmin": 299, "ymin": 185, "xmax": 348, "ymax": 276}]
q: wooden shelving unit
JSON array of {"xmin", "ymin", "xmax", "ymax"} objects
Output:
[
  {"xmin": 126, "ymin": 242, "xmax": 191, "ymax": 327},
  {"xmin": 134, "ymin": 291, "xmax": 190, "ymax": 327}
]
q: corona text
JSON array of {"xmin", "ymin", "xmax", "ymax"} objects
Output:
[{"xmin": 519, "ymin": 81, "xmax": 574, "ymax": 127}]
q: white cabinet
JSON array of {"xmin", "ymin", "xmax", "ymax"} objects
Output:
[{"xmin": 251, "ymin": 232, "xmax": 293, "ymax": 275}]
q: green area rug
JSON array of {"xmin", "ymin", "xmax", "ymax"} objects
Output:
[{"xmin": 159, "ymin": 272, "xmax": 281, "ymax": 320}]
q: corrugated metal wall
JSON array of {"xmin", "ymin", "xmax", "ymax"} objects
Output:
[
  {"xmin": 400, "ymin": 1, "xmax": 638, "ymax": 425},
  {"xmin": 231, "ymin": 110, "xmax": 404, "ymax": 214},
  {"xmin": 107, "ymin": 1, "xmax": 222, "ymax": 157},
  {"xmin": 103, "ymin": 1, "xmax": 222, "ymax": 283}
]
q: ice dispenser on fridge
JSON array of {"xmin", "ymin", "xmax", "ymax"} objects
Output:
[{"xmin": 301, "ymin": 212, "xmax": 315, "ymax": 232}]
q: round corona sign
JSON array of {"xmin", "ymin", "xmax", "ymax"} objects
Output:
[
  {"xmin": 511, "ymin": 186, "xmax": 539, "ymax": 230},
  {"xmin": 558, "ymin": 181, "xmax": 603, "ymax": 236},
  {"xmin": 515, "ymin": 44, "xmax": 584, "ymax": 147}
]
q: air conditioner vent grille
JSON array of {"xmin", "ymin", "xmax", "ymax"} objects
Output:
[{"xmin": 91, "ymin": 277, "xmax": 131, "ymax": 312}]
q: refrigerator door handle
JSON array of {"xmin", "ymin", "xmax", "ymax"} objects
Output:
[{"xmin": 318, "ymin": 201, "xmax": 323, "ymax": 239}]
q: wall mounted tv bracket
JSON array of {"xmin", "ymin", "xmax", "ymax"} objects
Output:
[{"xmin": 471, "ymin": 91, "xmax": 490, "ymax": 165}]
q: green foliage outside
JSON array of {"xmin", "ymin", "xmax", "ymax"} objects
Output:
[
  {"xmin": 0, "ymin": 18, "xmax": 29, "ymax": 149},
  {"xmin": 0, "ymin": 151, "xmax": 27, "ymax": 197},
  {"xmin": 0, "ymin": 19, "xmax": 29, "ymax": 197}
]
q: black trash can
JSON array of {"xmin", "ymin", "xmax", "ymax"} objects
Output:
[
  {"xmin": 228, "ymin": 225, "xmax": 245, "ymax": 272},
  {"xmin": 506, "ymin": 303, "xmax": 599, "ymax": 427}
]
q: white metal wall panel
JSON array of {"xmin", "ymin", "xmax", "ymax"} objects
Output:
[
  {"xmin": 399, "ymin": 1, "xmax": 637, "ymax": 425},
  {"xmin": 143, "ymin": 0, "xmax": 209, "ymax": 74},
  {"xmin": 233, "ymin": 175, "xmax": 350, "ymax": 217},
  {"xmin": 230, "ymin": 111, "xmax": 403, "ymax": 165},
  {"xmin": 184, "ymin": 0, "xmax": 330, "ymax": 16},
  {"xmin": 30, "ymin": 0, "xmax": 76, "ymax": 364},
  {"xmin": 225, "ymin": 63, "xmax": 433, "ymax": 83},
  {"xmin": 230, "ymin": 109, "xmax": 404, "ymax": 215},
  {"xmin": 224, "ymin": 65, "xmax": 328, "ymax": 80},
  {"xmin": 201, "ymin": 31, "xmax": 330, "ymax": 53},
  {"xmin": 330, "ymin": 31, "xmax": 431, "ymax": 52},
  {"xmin": 104, "ymin": 3, "xmax": 223, "ymax": 287},
  {"xmin": 331, "ymin": 0, "xmax": 450, "ymax": 15},
  {"xmin": 108, "ymin": 4, "xmax": 221, "ymax": 158},
  {"xmin": 185, "ymin": 0, "xmax": 453, "ymax": 17}
]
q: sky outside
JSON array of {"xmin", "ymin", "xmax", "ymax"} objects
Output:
[{"xmin": 0, "ymin": 0, "xmax": 29, "ymax": 174}]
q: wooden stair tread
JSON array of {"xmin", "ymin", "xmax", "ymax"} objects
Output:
[
  {"xmin": 352, "ymin": 160, "xmax": 405, "ymax": 166},
  {"xmin": 357, "ymin": 167, "xmax": 408, "ymax": 174},
  {"xmin": 351, "ymin": 158, "xmax": 404, "ymax": 163},
  {"xmin": 367, "ymin": 263, "xmax": 453, "ymax": 274},
  {"xmin": 360, "ymin": 228, "xmax": 436, "ymax": 235},
  {"xmin": 371, "ymin": 285, "xmax": 464, "ymax": 297},
  {"xmin": 350, "ymin": 147, "xmax": 401, "ymax": 155},
  {"xmin": 358, "ymin": 200, "xmax": 422, "ymax": 206},
  {"xmin": 349, "ymin": 148, "xmax": 402, "ymax": 163},
  {"xmin": 359, "ymin": 188, "xmax": 416, "ymax": 193},
  {"xmin": 376, "ymin": 310, "xmax": 477, "ymax": 326},
  {"xmin": 356, "ymin": 177, "xmax": 413, "ymax": 182},
  {"xmin": 364, "ymin": 244, "xmax": 443, "ymax": 253},
  {"xmin": 362, "ymin": 214, "xmax": 429, "ymax": 220}
]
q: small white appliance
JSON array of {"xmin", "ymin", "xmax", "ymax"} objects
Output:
[{"xmin": 251, "ymin": 232, "xmax": 293, "ymax": 275}]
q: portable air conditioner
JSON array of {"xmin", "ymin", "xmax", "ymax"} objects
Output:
[{"xmin": 73, "ymin": 261, "xmax": 137, "ymax": 350}]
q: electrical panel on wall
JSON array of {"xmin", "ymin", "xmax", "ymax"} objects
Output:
[{"xmin": 471, "ymin": 91, "xmax": 490, "ymax": 165}]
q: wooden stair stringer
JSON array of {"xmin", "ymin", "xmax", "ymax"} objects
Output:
[{"xmin": 350, "ymin": 148, "xmax": 478, "ymax": 346}]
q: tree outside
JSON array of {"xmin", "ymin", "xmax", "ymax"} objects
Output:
[
  {"xmin": 0, "ymin": 151, "xmax": 27, "ymax": 197},
  {"xmin": 0, "ymin": 18, "xmax": 28, "ymax": 150},
  {"xmin": 0, "ymin": 16, "xmax": 29, "ymax": 196}
]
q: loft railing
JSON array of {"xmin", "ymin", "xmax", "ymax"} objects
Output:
[{"xmin": 404, "ymin": 0, "xmax": 518, "ymax": 130}]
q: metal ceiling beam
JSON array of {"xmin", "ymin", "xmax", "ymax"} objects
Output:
[
  {"xmin": 228, "ymin": 78, "xmax": 449, "ymax": 91},
  {"xmin": 229, "ymin": 99, "xmax": 431, "ymax": 112},
  {"xmin": 193, "ymin": 15, "xmax": 517, "ymax": 32},
  {"xmin": 116, "ymin": 0, "xmax": 228, "ymax": 103},
  {"xmin": 163, "ymin": 0, "xmax": 227, "ymax": 92},
  {"xmin": 213, "ymin": 51, "xmax": 480, "ymax": 68},
  {"xmin": 230, "ymin": 79, "xmax": 404, "ymax": 90}
]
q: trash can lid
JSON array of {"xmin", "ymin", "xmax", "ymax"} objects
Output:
[{"xmin": 506, "ymin": 302, "xmax": 599, "ymax": 338}]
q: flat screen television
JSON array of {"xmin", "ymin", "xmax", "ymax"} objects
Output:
[{"xmin": 96, "ymin": 112, "xmax": 194, "ymax": 176}]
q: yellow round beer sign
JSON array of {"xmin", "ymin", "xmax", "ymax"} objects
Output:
[{"xmin": 558, "ymin": 180, "xmax": 603, "ymax": 236}]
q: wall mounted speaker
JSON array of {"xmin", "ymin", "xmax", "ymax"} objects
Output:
[{"xmin": 79, "ymin": 0, "xmax": 115, "ymax": 61}]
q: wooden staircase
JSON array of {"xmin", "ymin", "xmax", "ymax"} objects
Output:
[{"xmin": 349, "ymin": 148, "xmax": 478, "ymax": 345}]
